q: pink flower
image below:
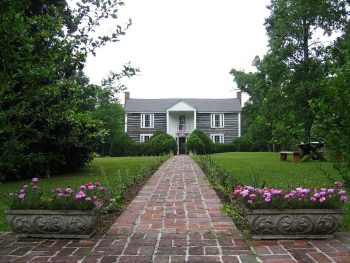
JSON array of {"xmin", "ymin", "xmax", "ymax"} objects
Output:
[
  {"xmin": 19, "ymin": 189, "xmax": 25, "ymax": 194},
  {"xmin": 65, "ymin": 188, "xmax": 73, "ymax": 194},
  {"xmin": 319, "ymin": 197, "xmax": 326, "ymax": 203},
  {"xmin": 31, "ymin": 178, "xmax": 39, "ymax": 183},
  {"xmin": 79, "ymin": 185, "xmax": 86, "ymax": 190},
  {"xmin": 313, "ymin": 193, "xmax": 320, "ymax": 198},
  {"xmin": 55, "ymin": 188, "xmax": 62, "ymax": 193},
  {"xmin": 272, "ymin": 189, "xmax": 282, "ymax": 195},
  {"xmin": 99, "ymin": 187, "xmax": 107, "ymax": 191},
  {"xmin": 340, "ymin": 196, "xmax": 348, "ymax": 202},
  {"xmin": 95, "ymin": 182, "xmax": 101, "ymax": 186},
  {"xmin": 249, "ymin": 194, "xmax": 256, "ymax": 200},
  {"xmin": 327, "ymin": 188, "xmax": 335, "ymax": 194},
  {"xmin": 335, "ymin": 182, "xmax": 343, "ymax": 187},
  {"xmin": 241, "ymin": 190, "xmax": 249, "ymax": 197},
  {"xmin": 284, "ymin": 195, "xmax": 290, "ymax": 199},
  {"xmin": 311, "ymin": 197, "xmax": 317, "ymax": 203},
  {"xmin": 87, "ymin": 184, "xmax": 94, "ymax": 190},
  {"xmin": 32, "ymin": 185, "xmax": 38, "ymax": 190},
  {"xmin": 265, "ymin": 197, "xmax": 271, "ymax": 202},
  {"xmin": 319, "ymin": 191, "xmax": 326, "ymax": 197},
  {"xmin": 233, "ymin": 189, "xmax": 240, "ymax": 198},
  {"xmin": 18, "ymin": 193, "xmax": 25, "ymax": 200},
  {"xmin": 75, "ymin": 191, "xmax": 86, "ymax": 199},
  {"xmin": 339, "ymin": 190, "xmax": 346, "ymax": 195},
  {"xmin": 86, "ymin": 197, "xmax": 92, "ymax": 201},
  {"xmin": 247, "ymin": 199, "xmax": 253, "ymax": 204}
]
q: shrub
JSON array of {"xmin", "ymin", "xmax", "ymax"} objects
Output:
[
  {"xmin": 190, "ymin": 129, "xmax": 214, "ymax": 153},
  {"xmin": 147, "ymin": 132, "xmax": 177, "ymax": 155},
  {"xmin": 232, "ymin": 135, "xmax": 256, "ymax": 152},
  {"xmin": 110, "ymin": 132, "xmax": 134, "ymax": 157},
  {"xmin": 186, "ymin": 134, "xmax": 206, "ymax": 154},
  {"xmin": 213, "ymin": 143, "xmax": 236, "ymax": 153},
  {"xmin": 185, "ymin": 129, "xmax": 214, "ymax": 154}
]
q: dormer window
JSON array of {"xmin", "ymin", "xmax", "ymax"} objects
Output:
[
  {"xmin": 141, "ymin": 113, "xmax": 154, "ymax": 128},
  {"xmin": 211, "ymin": 114, "xmax": 224, "ymax": 128}
]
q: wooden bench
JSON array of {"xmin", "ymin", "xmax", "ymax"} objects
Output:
[{"xmin": 279, "ymin": 151, "xmax": 301, "ymax": 163}]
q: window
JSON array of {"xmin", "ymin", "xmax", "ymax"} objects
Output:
[
  {"xmin": 210, "ymin": 134, "xmax": 224, "ymax": 144},
  {"xmin": 211, "ymin": 114, "xmax": 224, "ymax": 128},
  {"xmin": 140, "ymin": 134, "xmax": 153, "ymax": 142},
  {"xmin": 141, "ymin": 113, "xmax": 154, "ymax": 128}
]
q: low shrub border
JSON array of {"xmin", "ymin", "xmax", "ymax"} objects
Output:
[
  {"xmin": 87, "ymin": 153, "xmax": 172, "ymax": 236},
  {"xmin": 191, "ymin": 154, "xmax": 348, "ymax": 239},
  {"xmin": 190, "ymin": 154, "xmax": 250, "ymax": 236},
  {"xmin": 3, "ymin": 154, "xmax": 172, "ymax": 237}
]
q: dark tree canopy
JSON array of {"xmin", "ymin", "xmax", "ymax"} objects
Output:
[
  {"xmin": 230, "ymin": 0, "xmax": 350, "ymax": 185},
  {"xmin": 0, "ymin": 0, "xmax": 135, "ymax": 181}
]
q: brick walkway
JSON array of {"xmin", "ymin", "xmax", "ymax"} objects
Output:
[{"xmin": 0, "ymin": 155, "xmax": 349, "ymax": 262}]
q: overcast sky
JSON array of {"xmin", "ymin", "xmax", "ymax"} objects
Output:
[{"xmin": 84, "ymin": 0, "xmax": 271, "ymax": 102}]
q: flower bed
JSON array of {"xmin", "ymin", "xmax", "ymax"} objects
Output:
[
  {"xmin": 4, "ymin": 178, "xmax": 109, "ymax": 238},
  {"xmin": 233, "ymin": 182, "xmax": 347, "ymax": 239}
]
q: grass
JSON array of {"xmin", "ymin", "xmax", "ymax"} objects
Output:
[
  {"xmin": 209, "ymin": 152, "xmax": 350, "ymax": 231},
  {"xmin": 0, "ymin": 156, "xmax": 160, "ymax": 231},
  {"xmin": 210, "ymin": 152, "xmax": 341, "ymax": 188}
]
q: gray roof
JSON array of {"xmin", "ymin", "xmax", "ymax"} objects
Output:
[{"xmin": 124, "ymin": 98, "xmax": 241, "ymax": 112}]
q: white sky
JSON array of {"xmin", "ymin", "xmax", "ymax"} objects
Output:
[{"xmin": 84, "ymin": 0, "xmax": 271, "ymax": 102}]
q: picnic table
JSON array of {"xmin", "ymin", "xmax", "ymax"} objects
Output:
[{"xmin": 297, "ymin": 142, "xmax": 326, "ymax": 161}]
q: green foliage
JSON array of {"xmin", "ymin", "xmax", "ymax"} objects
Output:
[
  {"xmin": 210, "ymin": 152, "xmax": 341, "ymax": 189},
  {"xmin": 186, "ymin": 129, "xmax": 213, "ymax": 154},
  {"xmin": 230, "ymin": 0, "xmax": 350, "ymax": 150},
  {"xmin": 311, "ymin": 31, "xmax": 350, "ymax": 188},
  {"xmin": 0, "ymin": 155, "xmax": 169, "ymax": 230},
  {"xmin": 186, "ymin": 134, "xmax": 206, "ymax": 155},
  {"xmin": 110, "ymin": 132, "xmax": 177, "ymax": 157},
  {"xmin": 213, "ymin": 143, "xmax": 236, "ymax": 153},
  {"xmin": 110, "ymin": 132, "xmax": 134, "ymax": 157},
  {"xmin": 147, "ymin": 132, "xmax": 177, "ymax": 156},
  {"xmin": 192, "ymin": 154, "xmax": 238, "ymax": 201},
  {"xmin": 6, "ymin": 182, "xmax": 109, "ymax": 211},
  {"xmin": 192, "ymin": 152, "xmax": 350, "ymax": 231},
  {"xmin": 232, "ymin": 135, "xmax": 256, "ymax": 152},
  {"xmin": 0, "ymin": 0, "xmax": 137, "ymax": 181}
]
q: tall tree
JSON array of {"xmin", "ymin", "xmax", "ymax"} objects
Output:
[
  {"xmin": 231, "ymin": 0, "xmax": 349, "ymax": 147},
  {"xmin": 0, "ymin": 0, "xmax": 133, "ymax": 181}
]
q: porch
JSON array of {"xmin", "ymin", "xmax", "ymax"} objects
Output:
[{"xmin": 166, "ymin": 101, "xmax": 197, "ymax": 154}]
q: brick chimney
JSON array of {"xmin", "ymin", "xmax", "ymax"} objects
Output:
[
  {"xmin": 124, "ymin": 92, "xmax": 130, "ymax": 105},
  {"xmin": 236, "ymin": 91, "xmax": 242, "ymax": 105}
]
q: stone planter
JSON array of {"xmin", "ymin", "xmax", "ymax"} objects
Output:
[
  {"xmin": 245, "ymin": 208, "xmax": 344, "ymax": 239},
  {"xmin": 5, "ymin": 207, "xmax": 101, "ymax": 239}
]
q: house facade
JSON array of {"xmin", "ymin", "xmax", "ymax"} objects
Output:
[{"xmin": 124, "ymin": 92, "xmax": 242, "ymax": 154}]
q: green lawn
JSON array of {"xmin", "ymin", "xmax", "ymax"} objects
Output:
[
  {"xmin": 0, "ymin": 156, "xmax": 159, "ymax": 231},
  {"xmin": 210, "ymin": 152, "xmax": 341, "ymax": 188},
  {"xmin": 209, "ymin": 152, "xmax": 350, "ymax": 231}
]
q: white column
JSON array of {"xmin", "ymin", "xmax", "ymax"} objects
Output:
[
  {"xmin": 124, "ymin": 114, "xmax": 128, "ymax": 132},
  {"xmin": 238, "ymin": 112, "xmax": 241, "ymax": 137},
  {"xmin": 166, "ymin": 110, "xmax": 170, "ymax": 134},
  {"xmin": 194, "ymin": 110, "xmax": 197, "ymax": 130}
]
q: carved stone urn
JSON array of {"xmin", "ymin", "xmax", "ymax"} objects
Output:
[
  {"xmin": 5, "ymin": 206, "xmax": 101, "ymax": 239},
  {"xmin": 245, "ymin": 208, "xmax": 344, "ymax": 239}
]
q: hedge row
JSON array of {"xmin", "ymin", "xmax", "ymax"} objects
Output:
[
  {"xmin": 107, "ymin": 130, "xmax": 264, "ymax": 157},
  {"xmin": 109, "ymin": 131, "xmax": 176, "ymax": 157}
]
